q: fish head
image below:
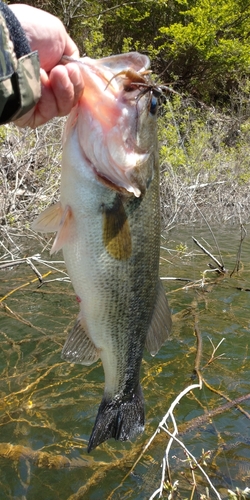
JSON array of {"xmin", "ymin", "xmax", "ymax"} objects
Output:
[{"xmin": 63, "ymin": 52, "xmax": 159, "ymax": 197}]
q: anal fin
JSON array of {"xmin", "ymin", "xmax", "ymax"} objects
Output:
[
  {"xmin": 145, "ymin": 279, "xmax": 172, "ymax": 356},
  {"xmin": 61, "ymin": 317, "xmax": 99, "ymax": 366}
]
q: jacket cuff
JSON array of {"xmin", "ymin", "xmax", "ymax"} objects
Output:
[
  {"xmin": 0, "ymin": 50, "xmax": 41, "ymax": 123},
  {"xmin": 0, "ymin": 8, "xmax": 41, "ymax": 124}
]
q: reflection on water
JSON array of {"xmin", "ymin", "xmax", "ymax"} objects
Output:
[{"xmin": 0, "ymin": 225, "xmax": 249, "ymax": 499}]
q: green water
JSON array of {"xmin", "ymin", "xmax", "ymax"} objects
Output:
[{"xmin": 0, "ymin": 224, "xmax": 249, "ymax": 499}]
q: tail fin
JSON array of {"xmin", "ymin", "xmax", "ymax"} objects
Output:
[{"xmin": 87, "ymin": 385, "xmax": 144, "ymax": 452}]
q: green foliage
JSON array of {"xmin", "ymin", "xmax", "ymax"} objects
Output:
[
  {"xmin": 157, "ymin": 0, "xmax": 250, "ymax": 101},
  {"xmin": 158, "ymin": 89, "xmax": 250, "ymax": 187},
  {"xmin": 0, "ymin": 125, "xmax": 7, "ymax": 143},
  {"xmin": 19, "ymin": 0, "xmax": 250, "ymax": 103},
  {"xmin": 228, "ymin": 487, "xmax": 250, "ymax": 499},
  {"xmin": 175, "ymin": 242, "xmax": 188, "ymax": 253}
]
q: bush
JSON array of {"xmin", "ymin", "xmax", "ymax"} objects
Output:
[{"xmin": 12, "ymin": 0, "xmax": 250, "ymax": 103}]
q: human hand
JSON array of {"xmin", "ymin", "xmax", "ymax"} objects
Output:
[{"xmin": 9, "ymin": 4, "xmax": 84, "ymax": 128}]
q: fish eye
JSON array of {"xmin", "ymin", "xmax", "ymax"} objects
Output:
[{"xmin": 149, "ymin": 95, "xmax": 158, "ymax": 115}]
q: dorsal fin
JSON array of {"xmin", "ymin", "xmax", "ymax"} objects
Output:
[
  {"xmin": 145, "ymin": 280, "xmax": 172, "ymax": 356},
  {"xmin": 61, "ymin": 317, "xmax": 99, "ymax": 366}
]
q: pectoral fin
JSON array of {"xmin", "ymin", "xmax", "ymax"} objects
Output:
[
  {"xmin": 102, "ymin": 196, "xmax": 132, "ymax": 260},
  {"xmin": 145, "ymin": 280, "xmax": 172, "ymax": 356},
  {"xmin": 50, "ymin": 205, "xmax": 74, "ymax": 254},
  {"xmin": 32, "ymin": 202, "xmax": 74, "ymax": 254},
  {"xmin": 61, "ymin": 316, "xmax": 99, "ymax": 366},
  {"xmin": 31, "ymin": 202, "xmax": 63, "ymax": 233}
]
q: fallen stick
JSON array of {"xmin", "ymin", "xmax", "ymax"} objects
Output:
[{"xmin": 192, "ymin": 237, "xmax": 225, "ymax": 273}]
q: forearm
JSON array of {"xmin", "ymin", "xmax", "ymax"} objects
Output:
[{"xmin": 0, "ymin": 2, "xmax": 40, "ymax": 124}]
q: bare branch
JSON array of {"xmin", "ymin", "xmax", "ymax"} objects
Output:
[{"xmin": 192, "ymin": 237, "xmax": 225, "ymax": 273}]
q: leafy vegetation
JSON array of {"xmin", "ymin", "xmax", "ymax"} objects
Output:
[{"xmin": 12, "ymin": 0, "xmax": 250, "ymax": 103}]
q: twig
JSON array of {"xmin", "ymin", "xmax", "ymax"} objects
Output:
[
  {"xmin": 178, "ymin": 392, "xmax": 250, "ymax": 436},
  {"xmin": 202, "ymin": 379, "xmax": 250, "ymax": 420},
  {"xmin": 194, "ymin": 321, "xmax": 203, "ymax": 384},
  {"xmin": 230, "ymin": 224, "xmax": 247, "ymax": 276},
  {"xmin": 161, "ymin": 277, "xmax": 195, "ymax": 282},
  {"xmin": 149, "ymin": 429, "xmax": 222, "ymax": 500},
  {"xmin": 0, "ymin": 271, "xmax": 52, "ymax": 303},
  {"xmin": 192, "ymin": 237, "xmax": 225, "ymax": 273},
  {"xmin": 0, "ymin": 442, "xmax": 84, "ymax": 469},
  {"xmin": 0, "ymin": 254, "xmax": 69, "ymax": 278},
  {"xmin": 187, "ymin": 181, "xmax": 226, "ymax": 189},
  {"xmin": 205, "ymin": 337, "xmax": 226, "ymax": 366},
  {"xmin": 2, "ymin": 363, "xmax": 62, "ymax": 401},
  {"xmin": 0, "ymin": 258, "xmax": 26, "ymax": 270},
  {"xmin": 31, "ymin": 255, "xmax": 69, "ymax": 276},
  {"xmin": 162, "ymin": 382, "xmax": 202, "ymax": 489},
  {"xmin": 106, "ymin": 392, "xmax": 250, "ymax": 500},
  {"xmin": 26, "ymin": 257, "xmax": 43, "ymax": 284}
]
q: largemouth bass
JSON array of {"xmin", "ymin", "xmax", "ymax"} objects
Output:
[{"xmin": 32, "ymin": 52, "xmax": 172, "ymax": 452}]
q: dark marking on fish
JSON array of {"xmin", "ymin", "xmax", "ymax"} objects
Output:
[{"xmin": 102, "ymin": 196, "xmax": 132, "ymax": 260}]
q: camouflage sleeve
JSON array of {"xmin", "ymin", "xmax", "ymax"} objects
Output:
[{"xmin": 0, "ymin": 10, "xmax": 41, "ymax": 124}]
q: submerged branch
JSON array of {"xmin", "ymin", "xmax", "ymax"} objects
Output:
[
  {"xmin": 0, "ymin": 271, "xmax": 52, "ymax": 303},
  {"xmin": 202, "ymin": 379, "xmax": 250, "ymax": 421},
  {"xmin": 0, "ymin": 442, "xmax": 92, "ymax": 469},
  {"xmin": 150, "ymin": 429, "xmax": 222, "ymax": 500},
  {"xmin": 230, "ymin": 224, "xmax": 247, "ymax": 276},
  {"xmin": 193, "ymin": 320, "xmax": 203, "ymax": 385},
  {"xmin": 192, "ymin": 237, "xmax": 225, "ymax": 273},
  {"xmin": 161, "ymin": 277, "xmax": 195, "ymax": 282}
]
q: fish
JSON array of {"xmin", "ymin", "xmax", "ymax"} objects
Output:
[{"xmin": 32, "ymin": 52, "xmax": 172, "ymax": 452}]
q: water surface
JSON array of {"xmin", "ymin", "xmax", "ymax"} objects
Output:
[{"xmin": 0, "ymin": 224, "xmax": 249, "ymax": 499}]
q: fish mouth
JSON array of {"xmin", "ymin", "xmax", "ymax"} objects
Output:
[{"xmin": 68, "ymin": 53, "xmax": 155, "ymax": 198}]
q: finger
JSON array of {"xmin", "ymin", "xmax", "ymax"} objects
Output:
[
  {"xmin": 64, "ymin": 33, "xmax": 80, "ymax": 59},
  {"xmin": 49, "ymin": 64, "xmax": 83, "ymax": 115},
  {"xmin": 63, "ymin": 62, "xmax": 84, "ymax": 106},
  {"xmin": 14, "ymin": 65, "xmax": 84, "ymax": 128}
]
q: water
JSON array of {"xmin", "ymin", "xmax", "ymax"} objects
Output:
[{"xmin": 0, "ymin": 224, "xmax": 249, "ymax": 499}]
